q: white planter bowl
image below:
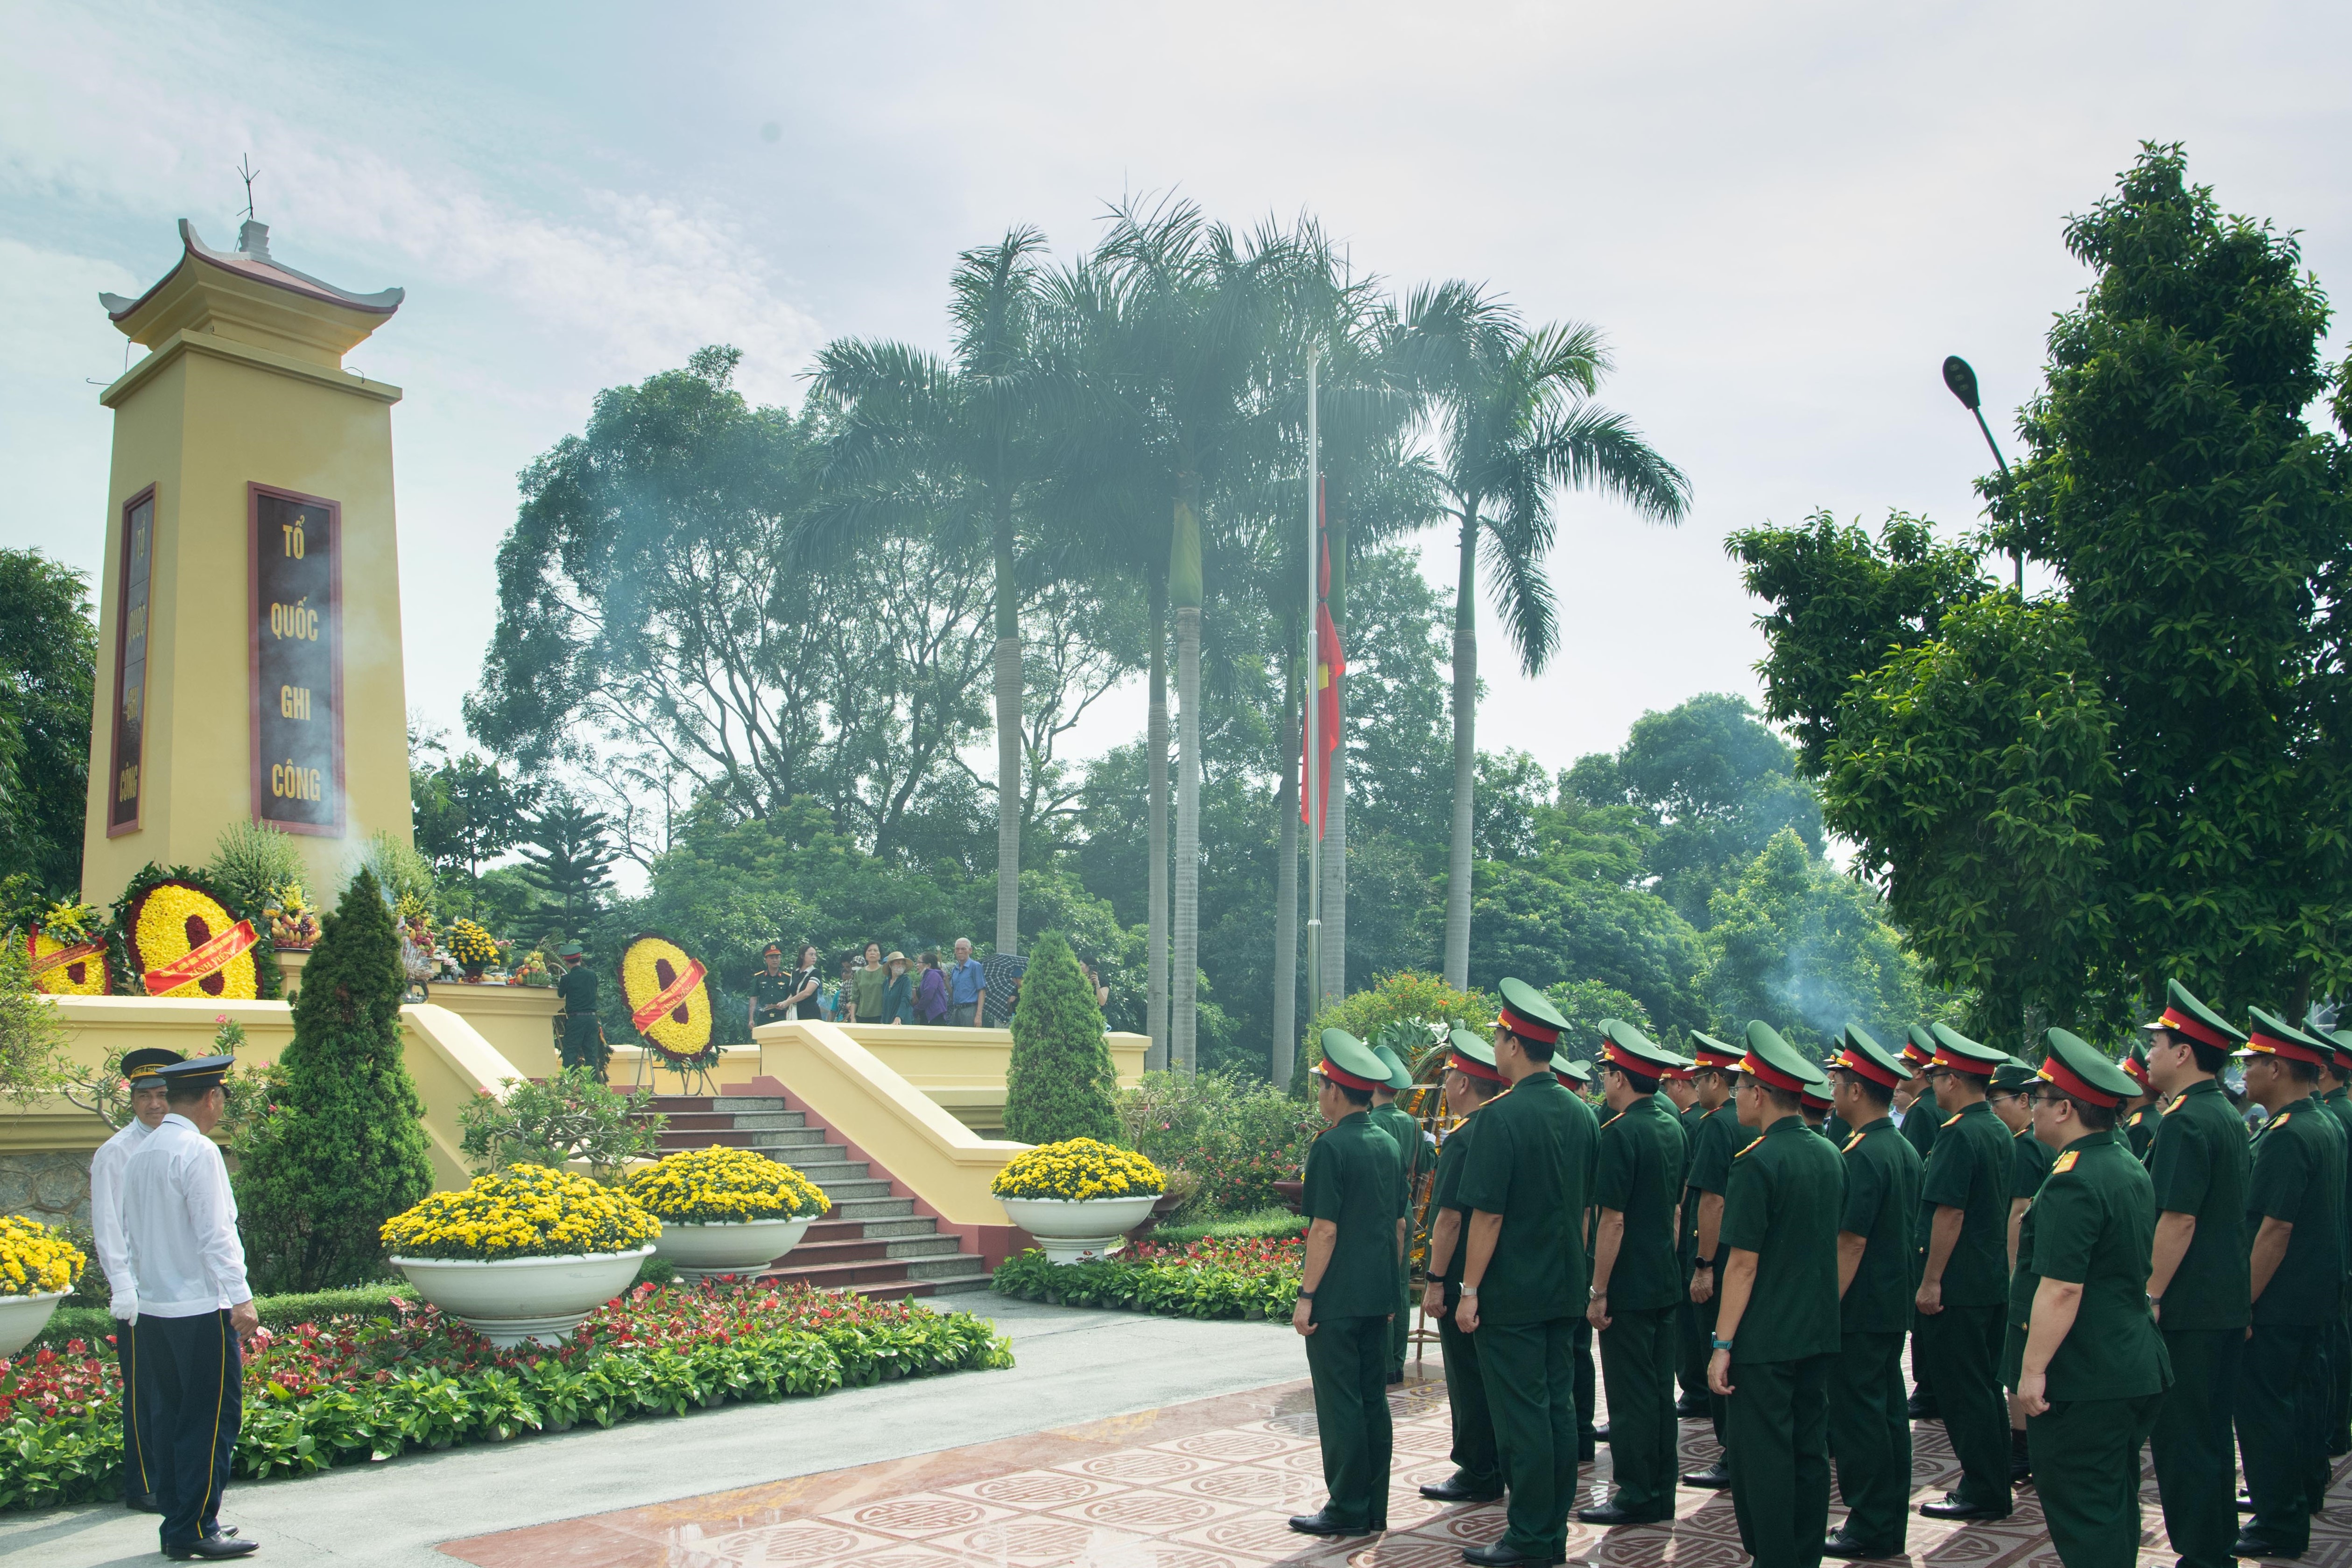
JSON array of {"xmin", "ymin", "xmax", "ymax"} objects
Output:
[
  {"xmin": 389, "ymin": 1245, "xmax": 654, "ymax": 1348},
  {"xmin": 0, "ymin": 1290, "xmax": 70, "ymax": 1358},
  {"xmin": 999, "ymin": 1194, "xmax": 1163, "ymax": 1265},
  {"xmin": 652, "ymin": 1216, "xmax": 817, "ymax": 1281}
]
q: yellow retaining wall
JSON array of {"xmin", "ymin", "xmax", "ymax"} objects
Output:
[{"xmin": 414, "ymin": 982, "xmax": 562, "ymax": 1085}]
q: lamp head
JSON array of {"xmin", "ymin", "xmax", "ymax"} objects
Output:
[{"xmin": 1943, "ymin": 355, "xmax": 1981, "ymax": 411}]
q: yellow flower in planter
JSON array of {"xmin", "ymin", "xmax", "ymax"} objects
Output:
[
  {"xmin": 448, "ymin": 918, "xmax": 500, "ymax": 967},
  {"xmin": 991, "ymin": 1138, "xmax": 1164, "ymax": 1201},
  {"xmin": 0, "ymin": 1215, "xmax": 87, "ymax": 1295},
  {"xmin": 624, "ymin": 1146, "xmax": 830, "ymax": 1223},
  {"xmin": 380, "ymin": 1164, "xmax": 660, "ymax": 1260}
]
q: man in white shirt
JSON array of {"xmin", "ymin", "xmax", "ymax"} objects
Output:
[
  {"xmin": 124, "ymin": 1055, "xmax": 260, "ymax": 1561},
  {"xmin": 91, "ymin": 1046, "xmax": 181, "ymax": 1513}
]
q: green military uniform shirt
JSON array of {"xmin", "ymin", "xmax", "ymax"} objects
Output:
[
  {"xmin": 1685, "ymin": 1103, "xmax": 1756, "ymax": 1256},
  {"xmin": 1429, "ymin": 1108, "xmax": 1481, "ymax": 1300},
  {"xmin": 1839, "ymin": 1115, "xmax": 1924, "ymax": 1335},
  {"xmin": 1901, "ymin": 1085, "xmax": 1941, "ymax": 1161},
  {"xmin": 2004, "ymin": 1129, "xmax": 2169, "ymax": 1399},
  {"xmin": 1824, "ymin": 1112, "xmax": 1853, "ymax": 1146},
  {"xmin": 2124, "ymin": 1105, "xmax": 2156, "ymax": 1162},
  {"xmin": 1369, "ymin": 1102, "xmax": 1427, "ymax": 1228},
  {"xmin": 751, "ymin": 966, "xmax": 797, "ymax": 1022},
  {"xmin": 2247, "ymin": 1096, "xmax": 2347, "ymax": 1327},
  {"xmin": 1301, "ymin": 1110, "xmax": 1405, "ymax": 1320},
  {"xmin": 1593, "ymin": 1094, "xmax": 1687, "ymax": 1312},
  {"xmin": 1676, "ymin": 1102, "xmax": 1709, "ymax": 1261},
  {"xmin": 1919, "ymin": 1098, "xmax": 2012, "ymax": 1307},
  {"xmin": 556, "ymin": 963, "xmax": 601, "ymax": 1048},
  {"xmin": 2320, "ymin": 1085, "xmax": 2352, "ymax": 1259},
  {"xmin": 1720, "ymin": 1116, "xmax": 1846, "ymax": 1363},
  {"xmin": 2145, "ymin": 1078, "xmax": 2251, "ymax": 1329},
  {"xmin": 1456, "ymin": 1071, "xmax": 1593, "ymax": 1322},
  {"xmin": 2013, "ymin": 1124, "xmax": 2055, "ymax": 1205}
]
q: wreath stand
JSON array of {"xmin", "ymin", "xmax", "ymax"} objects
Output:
[{"xmin": 631, "ymin": 1040, "xmax": 719, "ymax": 1098}]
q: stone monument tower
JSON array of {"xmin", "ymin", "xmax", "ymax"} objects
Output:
[{"xmin": 81, "ymin": 219, "xmax": 414, "ymax": 907}]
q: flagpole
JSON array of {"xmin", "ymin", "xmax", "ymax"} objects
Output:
[{"xmin": 1304, "ymin": 345, "xmax": 1323, "ymax": 1030}]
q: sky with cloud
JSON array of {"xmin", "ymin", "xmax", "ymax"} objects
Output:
[{"xmin": 5, "ymin": 0, "xmax": 2346, "ymax": 806}]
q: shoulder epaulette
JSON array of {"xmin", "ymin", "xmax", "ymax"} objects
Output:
[
  {"xmin": 1734, "ymin": 1141, "xmax": 1757, "ymax": 1159},
  {"xmin": 2275, "ymin": 1112, "xmax": 2293, "ymax": 1126},
  {"xmin": 1943, "ymin": 1112, "xmax": 1963, "ymax": 1128},
  {"xmin": 2128, "ymin": 1109, "xmax": 2145, "ymax": 1127},
  {"xmin": 2052, "ymin": 1149, "xmax": 2079, "ymax": 1174},
  {"xmin": 1841, "ymin": 1130, "xmax": 1864, "ymax": 1153},
  {"xmin": 2161, "ymin": 1096, "xmax": 2185, "ymax": 1116}
]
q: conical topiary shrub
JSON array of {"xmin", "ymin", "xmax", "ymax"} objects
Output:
[
  {"xmin": 234, "ymin": 866, "xmax": 434, "ymax": 1292},
  {"xmin": 1002, "ymin": 932, "xmax": 1121, "ymax": 1146}
]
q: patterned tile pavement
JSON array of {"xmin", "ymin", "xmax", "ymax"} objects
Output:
[{"xmin": 441, "ymin": 1362, "xmax": 2352, "ymax": 1568}]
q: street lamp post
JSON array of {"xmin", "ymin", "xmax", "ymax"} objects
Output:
[{"xmin": 1942, "ymin": 355, "xmax": 2021, "ymax": 590}]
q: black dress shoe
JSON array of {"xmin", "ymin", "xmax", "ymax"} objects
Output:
[
  {"xmin": 1576, "ymin": 1502, "xmax": 1664, "ymax": 1526},
  {"xmin": 2239, "ymin": 1491, "xmax": 2258, "ymax": 1514},
  {"xmin": 164, "ymin": 1538, "xmax": 258, "ymax": 1561},
  {"xmin": 1919, "ymin": 1493, "xmax": 2007, "ymax": 1521},
  {"xmin": 1288, "ymin": 1511, "xmax": 1371, "ymax": 1537},
  {"xmin": 1462, "ymin": 1541, "xmax": 1565, "ymax": 1566},
  {"xmin": 1906, "ymin": 1392, "xmax": 1938, "ymax": 1420},
  {"xmin": 1679, "ymin": 1461, "xmax": 1732, "ymax": 1489},
  {"xmin": 2233, "ymin": 1531, "xmax": 2300, "ymax": 1559},
  {"xmin": 1674, "ymin": 1393, "xmax": 1709, "ymax": 1417},
  {"xmin": 1822, "ymin": 1530, "xmax": 1896, "ymax": 1559},
  {"xmin": 1421, "ymin": 1472, "xmax": 1505, "ymax": 1502},
  {"xmin": 1591, "ymin": 1421, "xmax": 1612, "ymax": 1442},
  {"xmin": 1577, "ymin": 1441, "xmax": 1597, "ymax": 1463}
]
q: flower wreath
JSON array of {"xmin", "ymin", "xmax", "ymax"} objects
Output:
[
  {"xmin": 107, "ymin": 863, "xmax": 282, "ymax": 1003},
  {"xmin": 617, "ymin": 931, "xmax": 718, "ymax": 1068}
]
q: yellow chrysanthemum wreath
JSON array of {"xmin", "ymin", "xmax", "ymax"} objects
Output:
[
  {"xmin": 618, "ymin": 933, "xmax": 714, "ymax": 1062},
  {"xmin": 0, "ymin": 1214, "xmax": 88, "ymax": 1296},
  {"xmin": 380, "ymin": 1164, "xmax": 660, "ymax": 1261},
  {"xmin": 448, "ymin": 918, "xmax": 500, "ymax": 967},
  {"xmin": 130, "ymin": 879, "xmax": 261, "ymax": 1000},
  {"xmin": 991, "ymin": 1138, "xmax": 1165, "ymax": 1202},
  {"xmin": 624, "ymin": 1146, "xmax": 831, "ymax": 1223}
]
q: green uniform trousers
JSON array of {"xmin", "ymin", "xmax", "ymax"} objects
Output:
[
  {"xmin": 1727, "ymin": 1351, "xmax": 1833, "ymax": 1568},
  {"xmin": 1389, "ymin": 1269, "xmax": 1412, "ymax": 1378},
  {"xmin": 1918, "ymin": 1305, "xmax": 2009, "ymax": 1515},
  {"xmin": 2329, "ymin": 1306, "xmax": 2352, "ymax": 1456},
  {"xmin": 1475, "ymin": 1317, "xmax": 1577, "ymax": 1560},
  {"xmin": 1826, "ymin": 1330, "xmax": 1910, "ymax": 1555},
  {"xmin": 1697, "ymin": 1282, "xmax": 1729, "ymax": 1444},
  {"xmin": 1437, "ymin": 1310, "xmax": 1500, "ymax": 1492},
  {"xmin": 2028, "ymin": 1393, "xmax": 2162, "ymax": 1568},
  {"xmin": 2238, "ymin": 1323, "xmax": 2325, "ymax": 1556},
  {"xmin": 1909, "ymin": 1307, "xmax": 1938, "ymax": 1412},
  {"xmin": 1599, "ymin": 1305, "xmax": 1679, "ymax": 1519},
  {"xmin": 1677, "ymin": 1262, "xmax": 1708, "ymax": 1404},
  {"xmin": 1303, "ymin": 1314, "xmax": 1392, "ymax": 1530},
  {"xmin": 2150, "ymin": 1328, "xmax": 2241, "ymax": 1568},
  {"xmin": 1573, "ymin": 1318, "xmax": 1598, "ymax": 1458}
]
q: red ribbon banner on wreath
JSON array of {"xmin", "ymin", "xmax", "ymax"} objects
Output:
[
  {"xmin": 29, "ymin": 937, "xmax": 106, "ymax": 976},
  {"xmin": 143, "ymin": 920, "xmax": 259, "ymax": 995},
  {"xmin": 631, "ymin": 958, "xmax": 707, "ymax": 1031}
]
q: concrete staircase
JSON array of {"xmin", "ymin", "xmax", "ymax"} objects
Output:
[{"xmin": 644, "ymin": 1094, "xmax": 992, "ymax": 1301}]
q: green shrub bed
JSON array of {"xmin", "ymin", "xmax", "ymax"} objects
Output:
[
  {"xmin": 0, "ymin": 1283, "xmax": 1011, "ymax": 1512},
  {"xmin": 993, "ymin": 1231, "xmax": 1303, "ymax": 1322}
]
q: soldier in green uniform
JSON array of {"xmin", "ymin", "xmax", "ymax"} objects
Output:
[
  {"xmin": 553, "ymin": 942, "xmax": 606, "ymax": 1078},
  {"xmin": 1368, "ymin": 1041, "xmax": 1430, "ymax": 1385},
  {"xmin": 1676, "ymin": 1034, "xmax": 1740, "ymax": 1442},
  {"xmin": 1800, "ymin": 1083, "xmax": 1835, "ymax": 1138},
  {"xmin": 2140, "ymin": 979, "xmax": 2250, "ymax": 1568},
  {"xmin": 2004, "ymin": 1029, "xmax": 2170, "ymax": 1568},
  {"xmin": 1704, "ymin": 1021, "xmax": 1843, "ymax": 1568},
  {"xmin": 2232, "ymin": 1006, "xmax": 2348, "ymax": 1561},
  {"xmin": 1579, "ymin": 1019, "xmax": 1693, "ymax": 1527},
  {"xmin": 1896, "ymin": 1026, "xmax": 1943, "ymax": 1419},
  {"xmin": 1987, "ymin": 1055, "xmax": 2051, "ymax": 1484},
  {"xmin": 1913, "ymin": 1023, "xmax": 2014, "ymax": 1522},
  {"xmin": 1453, "ymin": 979, "xmax": 1595, "ymax": 1567},
  {"xmin": 1420, "ymin": 1031, "xmax": 1509, "ymax": 1505},
  {"xmin": 2118, "ymin": 1045, "xmax": 2158, "ymax": 1162},
  {"xmin": 1555, "ymin": 1053, "xmax": 1605, "ymax": 1462},
  {"xmin": 1671, "ymin": 1060, "xmax": 1712, "ymax": 1418},
  {"xmin": 748, "ymin": 943, "xmax": 798, "ymax": 1033},
  {"xmin": 1679, "ymin": 1030, "xmax": 1754, "ymax": 1490},
  {"xmin": 2317, "ymin": 1027, "xmax": 2352, "ymax": 1461},
  {"xmin": 1287, "ymin": 1029, "xmax": 1407, "ymax": 1540},
  {"xmin": 1822, "ymin": 1024, "xmax": 1923, "ymax": 1561}
]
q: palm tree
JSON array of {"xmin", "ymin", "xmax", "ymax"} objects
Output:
[
  {"xmin": 1094, "ymin": 198, "xmax": 1297, "ymax": 1072},
  {"xmin": 1406, "ymin": 282, "xmax": 1692, "ymax": 987},
  {"xmin": 807, "ymin": 228, "xmax": 1056, "ymax": 956}
]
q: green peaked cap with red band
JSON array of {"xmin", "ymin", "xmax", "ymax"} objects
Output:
[
  {"xmin": 1902, "ymin": 1024, "xmax": 1939, "ymax": 1069},
  {"xmin": 1368, "ymin": 1041, "xmax": 1416, "ymax": 1091},
  {"xmin": 1989, "ymin": 1055, "xmax": 2042, "ymax": 1093},
  {"xmin": 1600, "ymin": 1018, "xmax": 1689, "ymax": 1078},
  {"xmin": 1445, "ymin": 1028, "xmax": 1506, "ymax": 1084},
  {"xmin": 1553, "ymin": 1055, "xmax": 1594, "ymax": 1086},
  {"xmin": 2239, "ymin": 1006, "xmax": 2330, "ymax": 1067},
  {"xmin": 1830, "ymin": 1023, "xmax": 1910, "ymax": 1089},
  {"xmin": 1687, "ymin": 1030, "xmax": 1742, "ymax": 1070},
  {"xmin": 2324, "ymin": 1028, "xmax": 2352, "ymax": 1072},
  {"xmin": 2142, "ymin": 977, "xmax": 2244, "ymax": 1048},
  {"xmin": 1928, "ymin": 1021, "xmax": 2006, "ymax": 1075},
  {"xmin": 1739, "ymin": 1019, "xmax": 1828, "ymax": 1094},
  {"xmin": 2040, "ymin": 1028, "xmax": 2135, "ymax": 1108},
  {"xmin": 1495, "ymin": 977, "xmax": 1569, "ymax": 1045},
  {"xmin": 1317, "ymin": 1028, "xmax": 1391, "ymax": 1092}
]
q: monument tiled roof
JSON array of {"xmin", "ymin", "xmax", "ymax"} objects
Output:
[{"xmin": 100, "ymin": 219, "xmax": 403, "ymax": 322}]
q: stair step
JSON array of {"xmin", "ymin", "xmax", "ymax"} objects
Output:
[
  {"xmin": 784, "ymin": 1236, "xmax": 964, "ymax": 1265},
  {"xmin": 825, "ymin": 1196, "xmax": 915, "ymax": 1220}
]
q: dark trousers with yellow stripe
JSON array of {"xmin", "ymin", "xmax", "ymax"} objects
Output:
[
  {"xmin": 115, "ymin": 1314, "xmax": 159, "ymax": 1503},
  {"xmin": 1826, "ymin": 1330, "xmax": 1909, "ymax": 1555},
  {"xmin": 2151, "ymin": 1328, "xmax": 2240, "ymax": 1568},
  {"xmin": 138, "ymin": 1311, "xmax": 242, "ymax": 1551},
  {"xmin": 2028, "ymin": 1393, "xmax": 2162, "ymax": 1568}
]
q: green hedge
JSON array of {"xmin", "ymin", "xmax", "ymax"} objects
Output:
[
  {"xmin": 993, "ymin": 1241, "xmax": 1299, "ymax": 1322},
  {"xmin": 1140, "ymin": 1207, "xmax": 1303, "ymax": 1248},
  {"xmin": 32, "ymin": 1286, "xmax": 415, "ymax": 1356}
]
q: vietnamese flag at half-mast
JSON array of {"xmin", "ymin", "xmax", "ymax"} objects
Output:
[{"xmin": 1300, "ymin": 476, "xmax": 1345, "ymax": 838}]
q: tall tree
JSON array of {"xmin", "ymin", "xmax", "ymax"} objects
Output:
[
  {"xmin": 1407, "ymin": 284, "xmax": 1692, "ymax": 986},
  {"xmin": 409, "ymin": 748, "xmax": 539, "ymax": 879},
  {"xmin": 517, "ymin": 795, "xmax": 620, "ymax": 933},
  {"xmin": 809, "ymin": 228, "xmax": 1059, "ymax": 957},
  {"xmin": 0, "ymin": 548, "xmax": 95, "ymax": 900}
]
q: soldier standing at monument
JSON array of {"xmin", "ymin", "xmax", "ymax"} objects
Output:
[
  {"xmin": 1452, "ymin": 979, "xmax": 1591, "ymax": 1567},
  {"xmin": 2139, "ymin": 980, "xmax": 2249, "ymax": 1568},
  {"xmin": 1707, "ymin": 1021, "xmax": 1844, "ymax": 1568},
  {"xmin": 1369, "ymin": 1041, "xmax": 1430, "ymax": 1386},
  {"xmin": 1287, "ymin": 1029, "xmax": 1406, "ymax": 1540},
  {"xmin": 2005, "ymin": 1030, "xmax": 2170, "ymax": 1568},
  {"xmin": 553, "ymin": 942, "xmax": 605, "ymax": 1077},
  {"xmin": 1554, "ymin": 1052, "xmax": 1605, "ymax": 1462},
  {"xmin": 1420, "ymin": 1030, "xmax": 1509, "ymax": 1505},
  {"xmin": 92, "ymin": 1047, "xmax": 182, "ymax": 1514},
  {"xmin": 124, "ymin": 1055, "xmax": 259, "ymax": 1561},
  {"xmin": 2232, "ymin": 1006, "xmax": 2347, "ymax": 1561},
  {"xmin": 1913, "ymin": 1023, "xmax": 2014, "ymax": 1523},
  {"xmin": 1669, "ymin": 1061, "xmax": 1710, "ymax": 1418},
  {"xmin": 1579, "ymin": 1019, "xmax": 1693, "ymax": 1527},
  {"xmin": 1822, "ymin": 1025, "xmax": 1922, "ymax": 1561},
  {"xmin": 1679, "ymin": 1030, "xmax": 1749, "ymax": 1490},
  {"xmin": 2316, "ymin": 1027, "xmax": 2352, "ymax": 1461},
  {"xmin": 1896, "ymin": 1025, "xmax": 1943, "ymax": 1419},
  {"xmin": 2119, "ymin": 1045, "xmax": 2159, "ymax": 1162},
  {"xmin": 1989, "ymin": 1055, "xmax": 2052, "ymax": 1484}
]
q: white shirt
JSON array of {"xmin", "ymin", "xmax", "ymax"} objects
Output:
[
  {"xmin": 122, "ymin": 1113, "xmax": 252, "ymax": 1316},
  {"xmin": 89, "ymin": 1117, "xmax": 156, "ymax": 1318}
]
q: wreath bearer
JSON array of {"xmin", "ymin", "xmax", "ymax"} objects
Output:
[
  {"xmin": 1288, "ymin": 1028, "xmax": 1407, "ymax": 1541},
  {"xmin": 552, "ymin": 941, "xmax": 606, "ymax": 1078}
]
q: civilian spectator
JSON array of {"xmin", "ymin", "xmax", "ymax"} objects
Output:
[
  {"xmin": 915, "ymin": 950, "xmax": 950, "ymax": 1023},
  {"xmin": 785, "ymin": 945, "xmax": 822, "ymax": 1020},
  {"xmin": 851, "ymin": 942, "xmax": 887, "ymax": 1024},
  {"xmin": 1082, "ymin": 961, "xmax": 1110, "ymax": 1010},
  {"xmin": 981, "ymin": 952, "xmax": 1028, "ymax": 1027},
  {"xmin": 948, "ymin": 938, "xmax": 987, "ymax": 1027},
  {"xmin": 824, "ymin": 956, "xmax": 855, "ymax": 1021},
  {"xmin": 882, "ymin": 951, "xmax": 914, "ymax": 1024}
]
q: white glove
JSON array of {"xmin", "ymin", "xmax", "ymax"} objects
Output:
[{"xmin": 112, "ymin": 1293, "xmax": 137, "ymax": 1321}]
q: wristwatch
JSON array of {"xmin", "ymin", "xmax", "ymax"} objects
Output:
[
  {"xmin": 1712, "ymin": 1336, "xmax": 1735, "ymax": 1351},
  {"xmin": 1458, "ymin": 1284, "xmax": 1478, "ymax": 1295},
  {"xmin": 1297, "ymin": 1289, "xmax": 1316, "ymax": 1299},
  {"xmin": 1695, "ymin": 1255, "xmax": 1716, "ymax": 1270}
]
